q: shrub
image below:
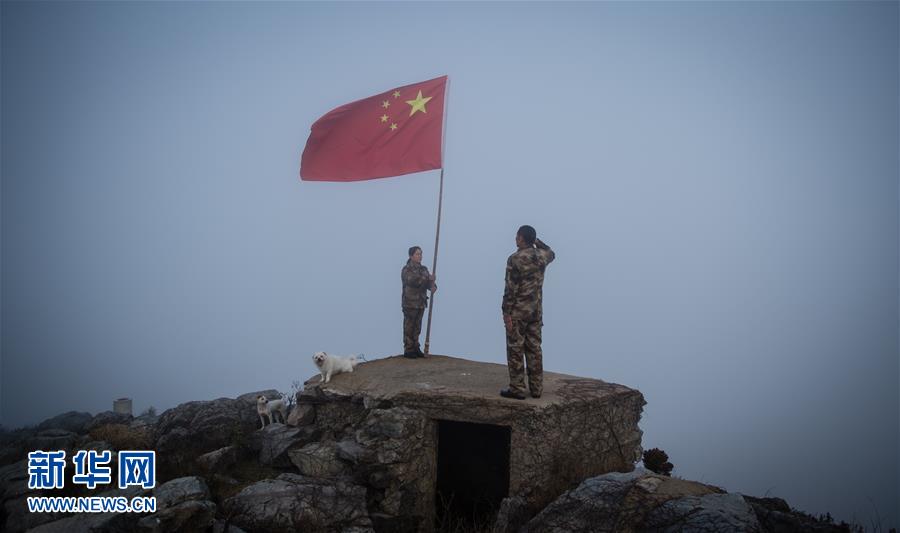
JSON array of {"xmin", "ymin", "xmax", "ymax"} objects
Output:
[
  {"xmin": 642, "ymin": 448, "xmax": 674, "ymax": 476},
  {"xmin": 88, "ymin": 424, "xmax": 153, "ymax": 450}
]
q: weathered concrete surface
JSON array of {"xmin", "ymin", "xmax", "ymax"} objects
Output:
[
  {"xmin": 299, "ymin": 354, "xmax": 646, "ymax": 530},
  {"xmin": 302, "ymin": 354, "xmax": 638, "ymax": 410}
]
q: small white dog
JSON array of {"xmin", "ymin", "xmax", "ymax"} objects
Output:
[
  {"xmin": 256, "ymin": 395, "xmax": 287, "ymax": 428},
  {"xmin": 312, "ymin": 351, "xmax": 363, "ymax": 383}
]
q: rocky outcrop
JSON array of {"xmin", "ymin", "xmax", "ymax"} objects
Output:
[
  {"xmin": 0, "ymin": 356, "xmax": 856, "ymax": 533},
  {"xmin": 521, "ymin": 469, "xmax": 759, "ymax": 532},
  {"xmin": 196, "ymin": 446, "xmax": 240, "ymax": 472},
  {"xmin": 253, "ymin": 423, "xmax": 319, "ymax": 467},
  {"xmin": 36, "ymin": 411, "xmax": 93, "ymax": 434},
  {"xmin": 223, "ymin": 473, "xmax": 373, "ymax": 532},
  {"xmin": 137, "ymin": 476, "xmax": 216, "ymax": 532},
  {"xmin": 86, "ymin": 411, "xmax": 134, "ymax": 432},
  {"xmin": 154, "ymin": 390, "xmax": 278, "ymax": 476}
]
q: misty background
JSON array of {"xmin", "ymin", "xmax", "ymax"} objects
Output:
[{"xmin": 2, "ymin": 1, "xmax": 897, "ymax": 528}]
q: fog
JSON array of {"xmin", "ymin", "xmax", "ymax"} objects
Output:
[{"xmin": 2, "ymin": 2, "xmax": 897, "ymax": 527}]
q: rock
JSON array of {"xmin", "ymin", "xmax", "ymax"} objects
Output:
[
  {"xmin": 153, "ymin": 394, "xmax": 263, "ymax": 474},
  {"xmin": 37, "ymin": 411, "xmax": 93, "ymax": 434},
  {"xmin": 336, "ymin": 439, "xmax": 375, "ymax": 465},
  {"xmin": 744, "ymin": 495, "xmax": 850, "ymax": 533},
  {"xmin": 153, "ymin": 476, "xmax": 212, "ymax": 510},
  {"xmin": 3, "ymin": 495, "xmax": 68, "ymax": 533},
  {"xmin": 130, "ymin": 413, "xmax": 159, "ymax": 431},
  {"xmin": 287, "ymin": 403, "xmax": 316, "ymax": 427},
  {"xmin": 137, "ymin": 499, "xmax": 216, "ymax": 532},
  {"xmin": 289, "ymin": 441, "xmax": 349, "ymax": 478},
  {"xmin": 254, "ymin": 423, "xmax": 317, "ymax": 467},
  {"xmin": 27, "ymin": 511, "xmax": 142, "ymax": 533},
  {"xmin": 492, "ymin": 496, "xmax": 529, "ymax": 533},
  {"xmin": 29, "ymin": 429, "xmax": 78, "ymax": 451},
  {"xmin": 82, "ymin": 440, "xmax": 114, "ymax": 453},
  {"xmin": 86, "ymin": 410, "xmax": 134, "ymax": 432},
  {"xmin": 0, "ymin": 461, "xmax": 29, "ymax": 501},
  {"xmin": 223, "ymin": 473, "xmax": 373, "ymax": 532},
  {"xmin": 521, "ymin": 469, "xmax": 758, "ymax": 533},
  {"xmin": 212, "ymin": 519, "xmax": 249, "ymax": 533},
  {"xmin": 236, "ymin": 389, "xmax": 281, "ymax": 403},
  {"xmin": 196, "ymin": 446, "xmax": 240, "ymax": 472},
  {"xmin": 643, "ymin": 492, "xmax": 761, "ymax": 532}
]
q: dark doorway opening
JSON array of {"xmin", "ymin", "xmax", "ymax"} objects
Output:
[{"xmin": 435, "ymin": 420, "xmax": 511, "ymax": 531}]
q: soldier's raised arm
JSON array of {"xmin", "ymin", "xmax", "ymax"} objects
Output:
[{"xmin": 534, "ymin": 237, "xmax": 555, "ymax": 264}]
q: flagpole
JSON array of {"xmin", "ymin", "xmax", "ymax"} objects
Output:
[
  {"xmin": 423, "ymin": 76, "xmax": 449, "ymax": 357},
  {"xmin": 423, "ymin": 167, "xmax": 443, "ymax": 356}
]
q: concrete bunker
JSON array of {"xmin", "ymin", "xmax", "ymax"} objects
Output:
[{"xmin": 296, "ymin": 354, "xmax": 645, "ymax": 532}]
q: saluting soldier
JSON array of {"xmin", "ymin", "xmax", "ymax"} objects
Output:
[
  {"xmin": 501, "ymin": 225, "xmax": 555, "ymax": 399},
  {"xmin": 401, "ymin": 246, "xmax": 436, "ymax": 358}
]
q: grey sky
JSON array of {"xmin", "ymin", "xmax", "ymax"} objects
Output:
[{"xmin": 2, "ymin": 1, "xmax": 897, "ymax": 528}]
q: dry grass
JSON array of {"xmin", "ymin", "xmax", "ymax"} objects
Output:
[{"xmin": 88, "ymin": 423, "xmax": 153, "ymax": 450}]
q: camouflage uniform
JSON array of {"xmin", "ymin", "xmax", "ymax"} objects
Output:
[
  {"xmin": 401, "ymin": 259, "xmax": 435, "ymax": 354},
  {"xmin": 502, "ymin": 238, "xmax": 555, "ymax": 397}
]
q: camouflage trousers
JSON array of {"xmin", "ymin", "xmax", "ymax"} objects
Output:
[
  {"xmin": 506, "ymin": 319, "xmax": 543, "ymax": 397},
  {"xmin": 403, "ymin": 307, "xmax": 425, "ymax": 353}
]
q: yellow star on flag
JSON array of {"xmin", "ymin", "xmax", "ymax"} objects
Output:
[
  {"xmin": 393, "ymin": 91, "xmax": 401, "ymax": 98},
  {"xmin": 382, "ymin": 100, "xmax": 390, "ymax": 109},
  {"xmin": 380, "ymin": 114, "xmax": 388, "ymax": 123},
  {"xmin": 390, "ymin": 123, "xmax": 398, "ymax": 131},
  {"xmin": 405, "ymin": 90, "xmax": 433, "ymax": 117}
]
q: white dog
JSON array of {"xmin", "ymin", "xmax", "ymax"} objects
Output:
[
  {"xmin": 256, "ymin": 395, "xmax": 287, "ymax": 428},
  {"xmin": 312, "ymin": 351, "xmax": 363, "ymax": 383}
]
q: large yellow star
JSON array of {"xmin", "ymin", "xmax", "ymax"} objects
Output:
[{"xmin": 405, "ymin": 90, "xmax": 433, "ymax": 117}]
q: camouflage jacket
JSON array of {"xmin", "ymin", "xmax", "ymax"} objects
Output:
[
  {"xmin": 401, "ymin": 260, "xmax": 434, "ymax": 309},
  {"xmin": 502, "ymin": 238, "xmax": 555, "ymax": 321}
]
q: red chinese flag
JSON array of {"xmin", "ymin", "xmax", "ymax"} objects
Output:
[{"xmin": 300, "ymin": 76, "xmax": 447, "ymax": 182}]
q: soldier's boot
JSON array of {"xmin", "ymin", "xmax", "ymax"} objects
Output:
[{"xmin": 499, "ymin": 389, "xmax": 526, "ymax": 400}]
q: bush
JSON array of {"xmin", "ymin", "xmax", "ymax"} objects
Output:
[
  {"xmin": 88, "ymin": 424, "xmax": 153, "ymax": 450},
  {"xmin": 642, "ymin": 448, "xmax": 674, "ymax": 476}
]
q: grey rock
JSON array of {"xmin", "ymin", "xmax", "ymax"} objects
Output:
[
  {"xmin": 4, "ymin": 495, "xmax": 68, "ymax": 533},
  {"xmin": 86, "ymin": 410, "xmax": 134, "ymax": 432},
  {"xmin": 212, "ymin": 519, "xmax": 249, "ymax": 533},
  {"xmin": 153, "ymin": 476, "xmax": 212, "ymax": 510},
  {"xmin": 522, "ymin": 469, "xmax": 753, "ymax": 533},
  {"xmin": 287, "ymin": 403, "xmax": 316, "ymax": 427},
  {"xmin": 492, "ymin": 496, "xmax": 529, "ymax": 533},
  {"xmin": 196, "ymin": 445, "xmax": 240, "ymax": 472},
  {"xmin": 27, "ymin": 512, "xmax": 141, "ymax": 533},
  {"xmin": 153, "ymin": 394, "xmax": 262, "ymax": 472},
  {"xmin": 36, "ymin": 411, "xmax": 93, "ymax": 434},
  {"xmin": 0, "ymin": 444, "xmax": 25, "ymax": 467},
  {"xmin": 82, "ymin": 440, "xmax": 113, "ymax": 453},
  {"xmin": 0, "ymin": 460, "xmax": 28, "ymax": 499},
  {"xmin": 335, "ymin": 439, "xmax": 375, "ymax": 465},
  {"xmin": 236, "ymin": 389, "xmax": 281, "ymax": 404},
  {"xmin": 644, "ymin": 492, "xmax": 762, "ymax": 532},
  {"xmin": 223, "ymin": 473, "xmax": 373, "ymax": 532},
  {"xmin": 289, "ymin": 441, "xmax": 349, "ymax": 478},
  {"xmin": 255, "ymin": 423, "xmax": 316, "ymax": 467},
  {"xmin": 130, "ymin": 413, "xmax": 159, "ymax": 431},
  {"xmin": 137, "ymin": 499, "xmax": 216, "ymax": 532},
  {"xmin": 29, "ymin": 429, "xmax": 78, "ymax": 451}
]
